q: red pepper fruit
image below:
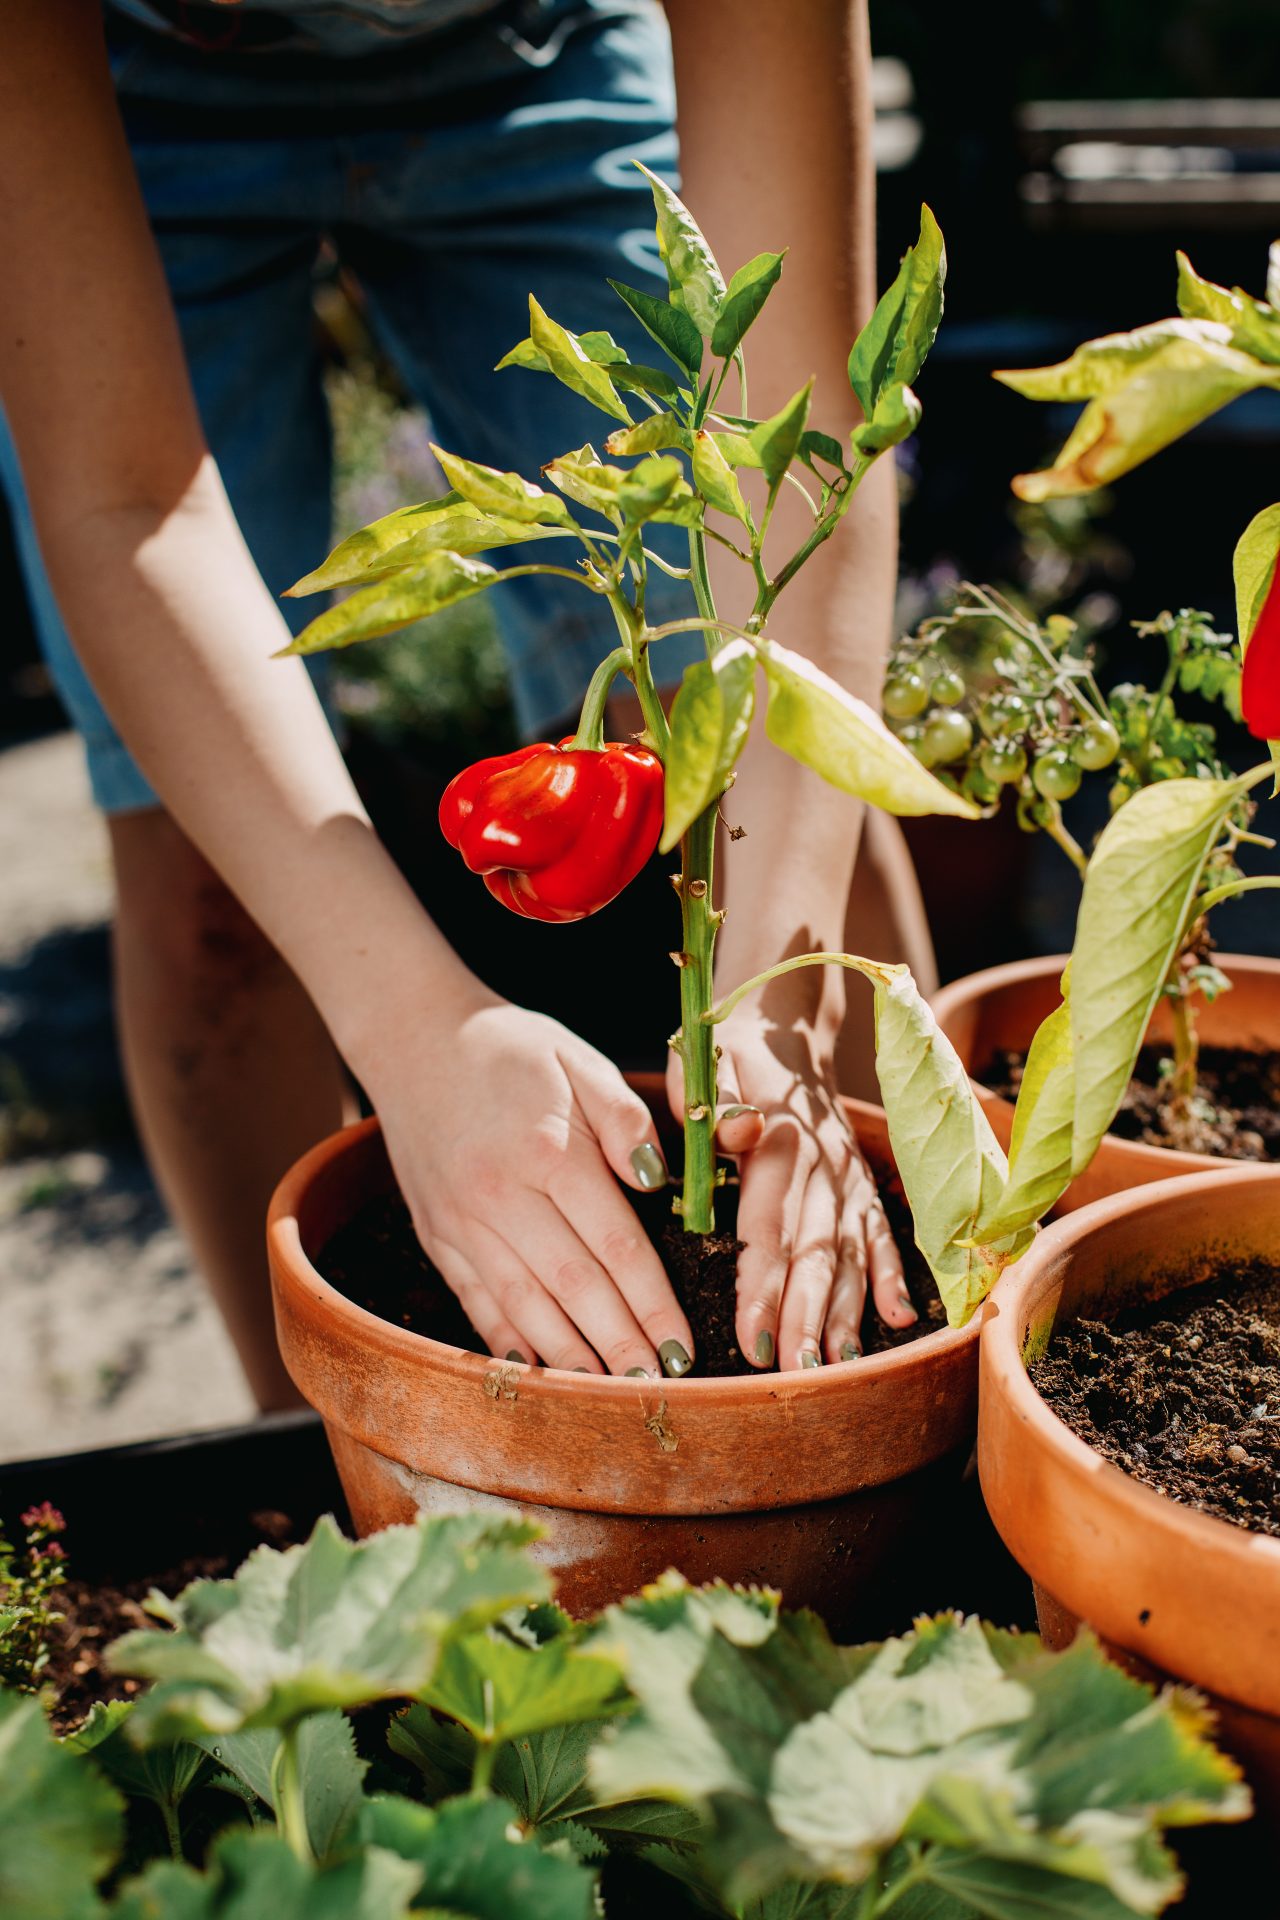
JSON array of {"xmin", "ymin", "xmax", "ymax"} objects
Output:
[
  {"xmin": 1242, "ymin": 549, "xmax": 1280, "ymax": 740},
  {"xmin": 439, "ymin": 739, "xmax": 664, "ymax": 922}
]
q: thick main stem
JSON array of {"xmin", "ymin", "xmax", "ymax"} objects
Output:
[
  {"xmin": 1167, "ymin": 974, "xmax": 1199, "ymax": 1106},
  {"xmin": 677, "ymin": 804, "xmax": 719, "ymax": 1233},
  {"xmin": 272, "ymin": 1725, "xmax": 312, "ymax": 1863}
]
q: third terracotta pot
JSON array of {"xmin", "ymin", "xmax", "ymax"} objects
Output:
[{"xmin": 931, "ymin": 951, "xmax": 1280, "ymax": 1212}]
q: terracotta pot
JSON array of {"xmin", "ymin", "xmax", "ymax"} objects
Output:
[
  {"xmin": 267, "ymin": 1080, "xmax": 986, "ymax": 1628},
  {"xmin": 931, "ymin": 951, "xmax": 1280, "ymax": 1212},
  {"xmin": 978, "ymin": 1167, "xmax": 1280, "ymax": 1815}
]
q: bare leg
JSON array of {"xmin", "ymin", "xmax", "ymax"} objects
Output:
[
  {"xmin": 108, "ymin": 808, "xmax": 354, "ymax": 1409},
  {"xmin": 835, "ymin": 811, "xmax": 938, "ymax": 1101}
]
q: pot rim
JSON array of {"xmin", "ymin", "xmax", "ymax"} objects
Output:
[
  {"xmin": 982, "ymin": 1162, "xmax": 1280, "ymax": 1571},
  {"xmin": 933, "ymin": 950, "xmax": 1280, "ymax": 1178},
  {"xmin": 267, "ymin": 1107, "xmax": 986, "ymax": 1405}
]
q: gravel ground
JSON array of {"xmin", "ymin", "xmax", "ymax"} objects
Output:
[{"xmin": 0, "ymin": 732, "xmax": 255, "ymax": 1463}]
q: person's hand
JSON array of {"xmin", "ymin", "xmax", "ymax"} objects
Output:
[
  {"xmin": 667, "ymin": 1005, "xmax": 916, "ymax": 1371},
  {"xmin": 367, "ymin": 995, "xmax": 696, "ymax": 1379}
]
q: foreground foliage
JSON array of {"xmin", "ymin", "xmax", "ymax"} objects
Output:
[{"xmin": 0, "ymin": 1514, "xmax": 1249, "ymax": 1918}]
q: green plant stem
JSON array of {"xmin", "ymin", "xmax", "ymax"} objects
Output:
[
  {"xmin": 706, "ymin": 950, "xmax": 890, "ymax": 1027},
  {"xmin": 607, "ymin": 593, "xmax": 669, "ymax": 752},
  {"xmin": 676, "ymin": 803, "xmax": 719, "ymax": 1233},
  {"xmin": 571, "ymin": 645, "xmax": 629, "ymax": 750},
  {"xmin": 470, "ymin": 1739, "xmax": 496, "ymax": 1797},
  {"xmin": 272, "ymin": 1725, "xmax": 312, "ymax": 1864},
  {"xmin": 1040, "ymin": 802, "xmax": 1088, "ymax": 876},
  {"xmin": 765, "ymin": 454, "xmax": 870, "ymax": 608},
  {"xmin": 160, "ymin": 1796, "xmax": 184, "ymax": 1863},
  {"xmin": 1167, "ymin": 974, "xmax": 1199, "ymax": 1105}
]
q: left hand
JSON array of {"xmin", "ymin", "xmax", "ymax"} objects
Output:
[{"xmin": 667, "ymin": 1007, "xmax": 916, "ymax": 1371}]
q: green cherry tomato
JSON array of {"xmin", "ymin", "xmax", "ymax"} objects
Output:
[
  {"xmin": 964, "ymin": 765, "xmax": 1000, "ymax": 805},
  {"xmin": 931, "ymin": 667, "xmax": 966, "ymax": 706},
  {"xmin": 978, "ymin": 693, "xmax": 1029, "ymax": 740},
  {"xmin": 1031, "ymin": 751, "xmax": 1083, "ymax": 802},
  {"xmin": 883, "ymin": 670, "xmax": 929, "ymax": 720},
  {"xmin": 920, "ymin": 708, "xmax": 974, "ymax": 766},
  {"xmin": 1072, "ymin": 718, "xmax": 1120, "ymax": 771},
  {"xmin": 980, "ymin": 740, "xmax": 1027, "ymax": 786}
]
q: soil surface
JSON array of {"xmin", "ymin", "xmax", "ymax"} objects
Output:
[
  {"xmin": 1033, "ymin": 1262, "xmax": 1280, "ymax": 1538},
  {"xmin": 983, "ymin": 1042, "xmax": 1280, "ymax": 1162},
  {"xmin": 317, "ymin": 1166, "xmax": 944, "ymax": 1379}
]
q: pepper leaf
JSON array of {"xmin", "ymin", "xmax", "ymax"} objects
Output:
[
  {"xmin": 635, "ymin": 163, "xmax": 727, "ymax": 338},
  {"xmin": 850, "ymin": 381, "xmax": 922, "ymax": 459},
  {"xmin": 528, "ymin": 296, "xmax": 633, "ymax": 425},
  {"xmin": 847, "ymin": 204, "xmax": 945, "ymax": 419},
  {"xmin": 605, "ymin": 414, "xmax": 692, "ymax": 458},
  {"xmin": 662, "ymin": 643, "xmax": 757, "ymax": 852},
  {"xmin": 356, "ymin": 1793, "xmax": 598, "ymax": 1920},
  {"xmin": 710, "ymin": 250, "xmax": 786, "ymax": 360},
  {"xmin": 606, "ymin": 280, "xmax": 703, "ymax": 378},
  {"xmin": 977, "ymin": 969, "xmax": 1075, "ymax": 1243},
  {"xmin": 761, "ymin": 643, "xmax": 979, "ymax": 819},
  {"xmin": 496, "ymin": 328, "xmax": 628, "ymax": 374},
  {"xmin": 431, "ymin": 446, "xmax": 577, "ymax": 525},
  {"xmin": 691, "ymin": 430, "xmax": 751, "ymax": 526},
  {"xmin": 109, "ymin": 1513, "xmax": 548, "ymax": 1736},
  {"xmin": 1175, "ymin": 250, "xmax": 1246, "ymax": 329},
  {"xmin": 750, "ymin": 382, "xmax": 814, "ymax": 488},
  {"xmin": 276, "ymin": 552, "xmax": 502, "ymax": 655},
  {"xmin": 284, "ymin": 497, "xmax": 568, "ymax": 597},
  {"xmin": 0, "ymin": 1691, "xmax": 123, "ymax": 1920},
  {"xmin": 109, "ymin": 1828, "xmax": 420, "ymax": 1920}
]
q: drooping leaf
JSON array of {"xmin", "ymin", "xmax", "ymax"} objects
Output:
[
  {"xmin": 761, "ymin": 643, "xmax": 979, "ymax": 820},
  {"xmin": 977, "ymin": 971, "xmax": 1075, "ymax": 1242},
  {"xmin": 528, "ymin": 296, "xmax": 633, "ymax": 424},
  {"xmin": 1232, "ymin": 501, "xmax": 1280, "ymax": 772},
  {"xmin": 284, "ymin": 497, "xmax": 566, "ymax": 596},
  {"xmin": 851, "ymin": 381, "xmax": 922, "ymax": 459},
  {"xmin": 545, "ymin": 445, "xmax": 699, "ymax": 527},
  {"xmin": 661, "ymin": 643, "xmax": 757, "ymax": 851},
  {"xmin": 430, "ymin": 447, "xmax": 575, "ymax": 525},
  {"xmin": 606, "ymin": 361, "xmax": 687, "ymax": 403},
  {"xmin": 712, "ymin": 430, "xmax": 765, "ymax": 470},
  {"xmin": 495, "ymin": 328, "xmax": 628, "ymax": 374},
  {"xmin": 356, "ymin": 1793, "xmax": 597, "ymax": 1920},
  {"xmin": 797, "ymin": 429, "xmax": 851, "ymax": 481},
  {"xmin": 607, "ymin": 279, "xmax": 703, "ymax": 378},
  {"xmin": 847, "ymin": 205, "xmax": 945, "ymax": 419},
  {"xmin": 635, "ymin": 163, "xmax": 727, "ymax": 338},
  {"xmin": 864, "ymin": 967, "xmax": 1032, "ymax": 1325},
  {"xmin": 997, "ymin": 320, "xmax": 1280, "ymax": 500},
  {"xmin": 194, "ymin": 1712, "xmax": 367, "ymax": 1863},
  {"xmin": 616, "ymin": 453, "xmax": 696, "ymax": 525},
  {"xmin": 691, "ymin": 430, "xmax": 751, "ymax": 525},
  {"xmin": 417, "ymin": 1627, "xmax": 627, "ymax": 1747},
  {"xmin": 1067, "ymin": 774, "xmax": 1255, "ymax": 1176},
  {"xmin": 0, "ymin": 1690, "xmax": 122, "ymax": 1920},
  {"xmin": 109, "ymin": 1828, "xmax": 420, "ymax": 1920},
  {"xmin": 110, "ymin": 1514, "xmax": 548, "ymax": 1736},
  {"xmin": 604, "ymin": 414, "xmax": 692, "ymax": 457},
  {"xmin": 277, "ymin": 552, "xmax": 501, "ymax": 655},
  {"xmin": 749, "ymin": 382, "xmax": 814, "ymax": 488},
  {"xmin": 710, "ymin": 250, "xmax": 786, "ymax": 360},
  {"xmin": 1175, "ymin": 250, "xmax": 1245, "ymax": 329}
]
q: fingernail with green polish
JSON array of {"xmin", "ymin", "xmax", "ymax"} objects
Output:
[
  {"xmin": 659, "ymin": 1339, "xmax": 692, "ymax": 1378},
  {"xmin": 625, "ymin": 1366, "xmax": 651, "ymax": 1379},
  {"xmin": 630, "ymin": 1143, "xmax": 668, "ymax": 1191},
  {"xmin": 572, "ymin": 1366, "xmax": 591, "ymax": 1374},
  {"xmin": 840, "ymin": 1342, "xmax": 861, "ymax": 1363},
  {"xmin": 754, "ymin": 1329, "xmax": 775, "ymax": 1368},
  {"xmin": 720, "ymin": 1103, "xmax": 762, "ymax": 1122},
  {"xmin": 800, "ymin": 1350, "xmax": 822, "ymax": 1369},
  {"xmin": 505, "ymin": 1350, "xmax": 526, "ymax": 1364}
]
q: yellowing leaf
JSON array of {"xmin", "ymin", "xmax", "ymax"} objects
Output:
[{"xmin": 277, "ymin": 552, "xmax": 501, "ymax": 655}]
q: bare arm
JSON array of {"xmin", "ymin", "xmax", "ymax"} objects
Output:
[{"xmin": 0, "ymin": 0, "xmax": 695, "ymax": 1379}]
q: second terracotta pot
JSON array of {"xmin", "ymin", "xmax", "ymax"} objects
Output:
[
  {"xmin": 267, "ymin": 1081, "xmax": 985, "ymax": 1630},
  {"xmin": 931, "ymin": 951, "xmax": 1280, "ymax": 1212}
]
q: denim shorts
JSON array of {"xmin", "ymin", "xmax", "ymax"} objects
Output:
[{"xmin": 2, "ymin": 0, "xmax": 697, "ymax": 813}]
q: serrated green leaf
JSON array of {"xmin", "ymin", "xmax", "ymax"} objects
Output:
[
  {"xmin": 1233, "ymin": 502, "xmax": 1280, "ymax": 774},
  {"xmin": 285, "ymin": 497, "xmax": 566, "ymax": 596},
  {"xmin": 1068, "ymin": 775, "xmax": 1252, "ymax": 1176},
  {"xmin": 417, "ymin": 1628, "xmax": 627, "ymax": 1746},
  {"xmin": 710, "ymin": 250, "xmax": 786, "ymax": 360},
  {"xmin": 761, "ymin": 643, "xmax": 979, "ymax": 820},
  {"xmin": 528, "ymin": 296, "xmax": 632, "ymax": 425},
  {"xmin": 110, "ymin": 1514, "xmax": 548, "ymax": 1736},
  {"xmin": 607, "ymin": 279, "xmax": 703, "ymax": 377},
  {"xmin": 750, "ymin": 382, "xmax": 814, "ymax": 488},
  {"xmin": 865, "ymin": 968, "xmax": 1032, "ymax": 1325},
  {"xmin": 691, "ymin": 430, "xmax": 751, "ymax": 524},
  {"xmin": 661, "ymin": 644, "xmax": 756, "ymax": 852},
  {"xmin": 635, "ymin": 163, "xmax": 726, "ymax": 338},
  {"xmin": 195, "ymin": 1712, "xmax": 367, "ymax": 1863},
  {"xmin": 0, "ymin": 1691, "xmax": 123, "ymax": 1920},
  {"xmin": 848, "ymin": 205, "xmax": 945, "ymax": 418},
  {"xmin": 604, "ymin": 414, "xmax": 691, "ymax": 457},
  {"xmin": 431, "ymin": 446, "xmax": 575, "ymax": 525},
  {"xmin": 277, "ymin": 552, "xmax": 501, "ymax": 655},
  {"xmin": 997, "ymin": 320, "xmax": 1280, "ymax": 500},
  {"xmin": 358, "ymin": 1793, "xmax": 597, "ymax": 1920},
  {"xmin": 978, "ymin": 972, "xmax": 1074, "ymax": 1241},
  {"xmin": 110, "ymin": 1828, "xmax": 420, "ymax": 1920}
]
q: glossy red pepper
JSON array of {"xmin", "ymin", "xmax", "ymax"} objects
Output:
[
  {"xmin": 1243, "ymin": 550, "xmax": 1280, "ymax": 740},
  {"xmin": 438, "ymin": 739, "xmax": 665, "ymax": 922}
]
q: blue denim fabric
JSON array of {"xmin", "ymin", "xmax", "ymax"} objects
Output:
[{"xmin": 8, "ymin": 0, "xmax": 697, "ymax": 812}]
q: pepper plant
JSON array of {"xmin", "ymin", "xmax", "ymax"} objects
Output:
[
  {"xmin": 0, "ymin": 1511, "xmax": 1249, "ymax": 1918},
  {"xmin": 885, "ymin": 588, "xmax": 1271, "ymax": 1138}
]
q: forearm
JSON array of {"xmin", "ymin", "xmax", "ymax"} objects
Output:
[
  {"xmin": 665, "ymin": 0, "xmax": 897, "ymax": 1013},
  {"xmin": 41, "ymin": 466, "xmax": 488, "ymax": 1079}
]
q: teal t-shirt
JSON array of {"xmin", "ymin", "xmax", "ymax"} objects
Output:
[{"xmin": 108, "ymin": 0, "xmax": 519, "ymax": 57}]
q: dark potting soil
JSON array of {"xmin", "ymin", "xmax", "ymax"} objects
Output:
[
  {"xmin": 983, "ymin": 1042, "xmax": 1280, "ymax": 1163},
  {"xmin": 316, "ymin": 1167, "xmax": 944, "ymax": 1380},
  {"xmin": 1032, "ymin": 1262, "xmax": 1280, "ymax": 1538}
]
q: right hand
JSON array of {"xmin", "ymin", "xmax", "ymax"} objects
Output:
[{"xmin": 366, "ymin": 994, "xmax": 697, "ymax": 1378}]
